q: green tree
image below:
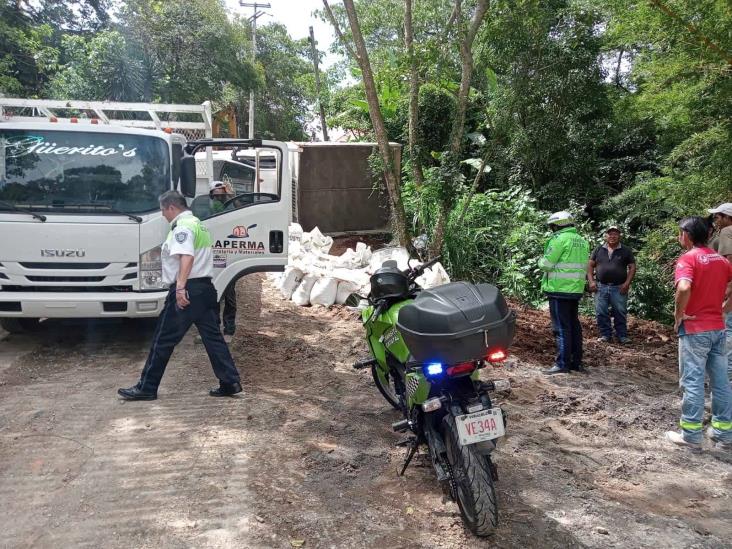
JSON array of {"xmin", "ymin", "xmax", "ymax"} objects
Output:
[
  {"xmin": 121, "ymin": 0, "xmax": 260, "ymax": 104},
  {"xmin": 0, "ymin": 2, "xmax": 59, "ymax": 96},
  {"xmin": 253, "ymin": 23, "xmax": 315, "ymax": 140},
  {"xmin": 480, "ymin": 0, "xmax": 611, "ymax": 208},
  {"xmin": 46, "ymin": 31, "xmax": 145, "ymax": 101}
]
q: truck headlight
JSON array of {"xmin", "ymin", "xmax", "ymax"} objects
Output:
[{"xmin": 140, "ymin": 246, "xmax": 166, "ymax": 290}]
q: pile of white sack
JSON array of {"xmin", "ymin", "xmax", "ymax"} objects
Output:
[{"xmin": 273, "ymin": 223, "xmax": 450, "ymax": 307}]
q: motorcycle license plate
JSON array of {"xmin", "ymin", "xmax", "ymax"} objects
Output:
[{"xmin": 455, "ymin": 408, "xmax": 505, "ymax": 446}]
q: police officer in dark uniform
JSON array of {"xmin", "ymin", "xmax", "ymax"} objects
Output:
[{"xmin": 118, "ymin": 191, "xmax": 242, "ymax": 400}]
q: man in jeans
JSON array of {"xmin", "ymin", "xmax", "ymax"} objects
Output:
[
  {"xmin": 539, "ymin": 211, "xmax": 590, "ymax": 375},
  {"xmin": 588, "ymin": 226, "xmax": 636, "ymax": 344},
  {"xmin": 665, "ymin": 216, "xmax": 732, "ymax": 449},
  {"xmin": 708, "ymin": 202, "xmax": 732, "ymax": 380}
]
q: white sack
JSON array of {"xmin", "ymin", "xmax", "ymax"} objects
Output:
[
  {"xmin": 292, "ymin": 274, "xmax": 317, "ymax": 306},
  {"xmin": 355, "ymin": 242, "xmax": 372, "ymax": 266},
  {"xmin": 288, "ymin": 240, "xmax": 303, "ymax": 262},
  {"xmin": 308, "ymin": 226, "xmax": 333, "ymax": 254},
  {"xmin": 289, "ymin": 222, "xmax": 304, "ymax": 242},
  {"xmin": 330, "ymin": 267, "xmax": 371, "ymax": 292},
  {"xmin": 294, "ymin": 251, "xmax": 336, "ymax": 274},
  {"xmin": 310, "ymin": 277, "xmax": 339, "ymax": 307},
  {"xmin": 416, "ymin": 262, "xmax": 451, "ymax": 289},
  {"xmin": 336, "ymin": 281, "xmax": 359, "ymax": 305},
  {"xmin": 333, "ymin": 248, "xmax": 360, "ymax": 269},
  {"xmin": 369, "ymin": 247, "xmax": 412, "ymax": 273},
  {"xmin": 280, "ymin": 266, "xmax": 305, "ymax": 299}
]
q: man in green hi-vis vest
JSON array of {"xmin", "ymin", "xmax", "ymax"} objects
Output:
[
  {"xmin": 539, "ymin": 211, "xmax": 590, "ymax": 375},
  {"xmin": 118, "ymin": 190, "xmax": 242, "ymax": 401}
]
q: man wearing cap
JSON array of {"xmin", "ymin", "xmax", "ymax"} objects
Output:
[
  {"xmin": 202, "ymin": 180, "xmax": 238, "ymax": 343},
  {"xmin": 708, "ymin": 202, "xmax": 732, "ymax": 380},
  {"xmin": 209, "ymin": 180, "xmax": 233, "ymax": 215},
  {"xmin": 587, "ymin": 226, "xmax": 636, "ymax": 344},
  {"xmin": 117, "ymin": 190, "xmax": 242, "ymax": 400},
  {"xmin": 539, "ymin": 211, "xmax": 590, "ymax": 375}
]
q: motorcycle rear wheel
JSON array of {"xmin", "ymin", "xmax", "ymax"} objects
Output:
[
  {"xmin": 371, "ymin": 364, "xmax": 400, "ymax": 410},
  {"xmin": 442, "ymin": 415, "xmax": 498, "ymax": 537}
]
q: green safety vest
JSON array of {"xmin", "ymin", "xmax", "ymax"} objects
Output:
[
  {"xmin": 539, "ymin": 227, "xmax": 589, "ymax": 295},
  {"xmin": 169, "ymin": 213, "xmax": 212, "ymax": 250}
]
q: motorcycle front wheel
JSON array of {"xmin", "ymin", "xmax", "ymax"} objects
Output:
[
  {"xmin": 442, "ymin": 415, "xmax": 499, "ymax": 537},
  {"xmin": 371, "ymin": 364, "xmax": 400, "ymax": 410}
]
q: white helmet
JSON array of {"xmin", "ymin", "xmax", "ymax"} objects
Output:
[
  {"xmin": 547, "ymin": 211, "xmax": 574, "ymax": 227},
  {"xmin": 209, "ymin": 180, "xmax": 227, "ymax": 192}
]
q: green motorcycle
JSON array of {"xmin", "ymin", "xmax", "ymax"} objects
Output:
[{"xmin": 349, "ymin": 257, "xmax": 516, "ymax": 536}]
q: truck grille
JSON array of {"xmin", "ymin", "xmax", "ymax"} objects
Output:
[
  {"xmin": 0, "ymin": 285, "xmax": 133, "ymax": 293},
  {"xmin": 25, "ymin": 276, "xmax": 105, "ymax": 283},
  {"xmin": 19, "ymin": 262, "xmax": 110, "ymax": 269}
]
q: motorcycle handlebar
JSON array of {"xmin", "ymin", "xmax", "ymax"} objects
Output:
[{"xmin": 408, "ymin": 255, "xmax": 442, "ymax": 281}]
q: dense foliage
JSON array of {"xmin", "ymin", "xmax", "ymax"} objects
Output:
[
  {"xmin": 323, "ymin": 0, "xmax": 731, "ymax": 323},
  {"xmin": 0, "ymin": 0, "xmax": 317, "ymax": 139}
]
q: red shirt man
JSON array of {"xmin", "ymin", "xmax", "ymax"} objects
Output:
[{"xmin": 675, "ymin": 247, "xmax": 732, "ymax": 334}]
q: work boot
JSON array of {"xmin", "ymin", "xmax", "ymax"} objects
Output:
[
  {"xmin": 542, "ymin": 365, "xmax": 570, "ymax": 375},
  {"xmin": 209, "ymin": 381, "xmax": 243, "ymax": 397},
  {"xmin": 570, "ymin": 364, "xmax": 588, "ymax": 374},
  {"xmin": 664, "ymin": 431, "xmax": 701, "ymax": 450},
  {"xmin": 706, "ymin": 427, "xmax": 732, "ymax": 449},
  {"xmin": 117, "ymin": 385, "xmax": 157, "ymax": 401}
]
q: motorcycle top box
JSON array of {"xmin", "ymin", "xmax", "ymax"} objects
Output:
[{"xmin": 396, "ymin": 281, "xmax": 516, "ymax": 364}]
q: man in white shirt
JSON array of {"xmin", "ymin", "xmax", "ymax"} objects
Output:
[{"xmin": 118, "ymin": 191, "xmax": 242, "ymax": 400}]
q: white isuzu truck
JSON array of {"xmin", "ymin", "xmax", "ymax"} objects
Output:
[{"xmin": 0, "ymin": 98, "xmax": 289, "ymax": 333}]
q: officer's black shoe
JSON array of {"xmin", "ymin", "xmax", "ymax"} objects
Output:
[
  {"xmin": 570, "ymin": 364, "xmax": 588, "ymax": 374},
  {"xmin": 209, "ymin": 382, "xmax": 243, "ymax": 397},
  {"xmin": 542, "ymin": 365, "xmax": 570, "ymax": 375},
  {"xmin": 117, "ymin": 385, "xmax": 157, "ymax": 400}
]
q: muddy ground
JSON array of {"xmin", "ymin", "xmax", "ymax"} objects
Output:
[{"xmin": 1, "ymin": 274, "xmax": 731, "ymax": 548}]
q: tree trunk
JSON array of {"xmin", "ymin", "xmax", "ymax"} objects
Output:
[
  {"xmin": 429, "ymin": 0, "xmax": 489, "ymax": 258},
  {"xmin": 325, "ymin": 0, "xmax": 412, "ymax": 248},
  {"xmin": 404, "ymin": 0, "xmax": 424, "ymax": 187}
]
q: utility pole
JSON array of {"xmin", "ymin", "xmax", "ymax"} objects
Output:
[
  {"xmin": 309, "ymin": 26, "xmax": 329, "ymax": 141},
  {"xmin": 241, "ymin": 2, "xmax": 271, "ymax": 139}
]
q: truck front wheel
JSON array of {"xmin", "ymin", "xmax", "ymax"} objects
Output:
[{"xmin": 0, "ymin": 318, "xmax": 41, "ymax": 334}]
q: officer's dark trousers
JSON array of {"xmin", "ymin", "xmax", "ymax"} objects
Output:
[
  {"xmin": 138, "ymin": 278, "xmax": 240, "ymax": 393},
  {"xmin": 549, "ymin": 297, "xmax": 583, "ymax": 370},
  {"xmin": 218, "ymin": 284, "xmax": 237, "ymax": 335}
]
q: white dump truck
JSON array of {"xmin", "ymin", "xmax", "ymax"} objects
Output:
[{"xmin": 0, "ymin": 98, "xmax": 290, "ymax": 333}]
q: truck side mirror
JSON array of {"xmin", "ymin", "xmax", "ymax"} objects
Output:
[{"xmin": 180, "ymin": 154, "xmax": 197, "ymax": 198}]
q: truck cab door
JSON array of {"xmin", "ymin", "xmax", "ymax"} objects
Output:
[{"xmin": 194, "ymin": 141, "xmax": 290, "ymax": 297}]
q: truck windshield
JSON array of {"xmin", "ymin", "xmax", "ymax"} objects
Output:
[{"xmin": 0, "ymin": 129, "xmax": 170, "ymax": 214}]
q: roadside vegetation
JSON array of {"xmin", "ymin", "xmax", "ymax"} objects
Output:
[{"xmin": 320, "ymin": 0, "xmax": 731, "ymax": 324}]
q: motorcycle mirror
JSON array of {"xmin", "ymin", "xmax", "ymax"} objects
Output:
[
  {"xmin": 345, "ymin": 293, "xmax": 363, "ymax": 307},
  {"xmin": 413, "ymin": 234, "xmax": 428, "ymax": 251}
]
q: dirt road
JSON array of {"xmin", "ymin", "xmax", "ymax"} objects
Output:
[{"xmin": 1, "ymin": 275, "xmax": 731, "ymax": 548}]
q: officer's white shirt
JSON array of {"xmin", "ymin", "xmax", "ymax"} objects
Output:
[{"xmin": 161, "ymin": 211, "xmax": 213, "ymax": 285}]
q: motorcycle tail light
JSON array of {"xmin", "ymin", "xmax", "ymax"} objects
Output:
[
  {"xmin": 486, "ymin": 349, "xmax": 508, "ymax": 364},
  {"xmin": 447, "ymin": 361, "xmax": 475, "ymax": 377}
]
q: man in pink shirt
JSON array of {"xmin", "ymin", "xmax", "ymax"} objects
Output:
[{"xmin": 666, "ymin": 217, "xmax": 732, "ymax": 449}]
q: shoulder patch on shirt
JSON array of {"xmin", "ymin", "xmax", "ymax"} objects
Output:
[{"xmin": 175, "ymin": 232, "xmax": 188, "ymax": 244}]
